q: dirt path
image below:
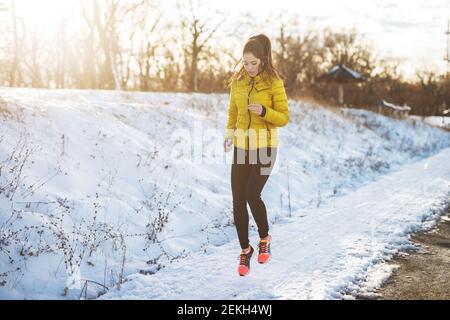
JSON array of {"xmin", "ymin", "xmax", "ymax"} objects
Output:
[{"xmin": 373, "ymin": 206, "xmax": 450, "ymax": 300}]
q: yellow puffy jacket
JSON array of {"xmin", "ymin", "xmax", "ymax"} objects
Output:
[{"xmin": 225, "ymin": 71, "xmax": 290, "ymax": 150}]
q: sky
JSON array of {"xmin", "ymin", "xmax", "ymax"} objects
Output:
[
  {"xmin": 13, "ymin": 0, "xmax": 450, "ymax": 79},
  {"xmin": 216, "ymin": 0, "xmax": 450, "ymax": 78}
]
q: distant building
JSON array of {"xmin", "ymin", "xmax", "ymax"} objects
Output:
[{"xmin": 318, "ymin": 64, "xmax": 367, "ymax": 105}]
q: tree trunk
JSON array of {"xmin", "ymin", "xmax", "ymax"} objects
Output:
[{"xmin": 10, "ymin": 0, "xmax": 21, "ymax": 86}]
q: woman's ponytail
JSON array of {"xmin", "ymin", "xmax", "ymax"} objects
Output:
[{"xmin": 229, "ymin": 34, "xmax": 282, "ymax": 86}]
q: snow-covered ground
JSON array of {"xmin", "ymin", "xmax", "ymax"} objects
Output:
[
  {"xmin": 410, "ymin": 115, "xmax": 450, "ymax": 131},
  {"xmin": 101, "ymin": 147, "xmax": 450, "ymax": 300},
  {"xmin": 0, "ymin": 87, "xmax": 449, "ymax": 300}
]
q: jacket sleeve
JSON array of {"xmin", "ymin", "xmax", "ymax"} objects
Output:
[
  {"xmin": 262, "ymin": 78, "xmax": 290, "ymax": 127},
  {"xmin": 225, "ymin": 82, "xmax": 237, "ymax": 139}
]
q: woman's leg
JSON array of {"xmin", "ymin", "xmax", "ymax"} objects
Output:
[
  {"xmin": 245, "ymin": 148, "xmax": 277, "ymax": 239},
  {"xmin": 231, "ymin": 148, "xmax": 252, "ymax": 249}
]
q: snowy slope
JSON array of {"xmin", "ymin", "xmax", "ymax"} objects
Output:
[
  {"xmin": 409, "ymin": 115, "xmax": 450, "ymax": 131},
  {"xmin": 100, "ymin": 147, "xmax": 450, "ymax": 300},
  {"xmin": 0, "ymin": 87, "xmax": 449, "ymax": 300}
]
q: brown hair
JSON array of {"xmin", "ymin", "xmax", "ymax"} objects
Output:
[{"xmin": 229, "ymin": 34, "xmax": 282, "ymax": 86}]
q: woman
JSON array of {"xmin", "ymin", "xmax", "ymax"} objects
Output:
[{"xmin": 224, "ymin": 34, "xmax": 290, "ymax": 276}]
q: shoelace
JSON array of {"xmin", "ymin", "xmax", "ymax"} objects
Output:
[
  {"xmin": 239, "ymin": 250, "xmax": 251, "ymax": 266},
  {"xmin": 258, "ymin": 240, "xmax": 268, "ymax": 254}
]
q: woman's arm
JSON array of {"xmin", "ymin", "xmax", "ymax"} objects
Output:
[
  {"xmin": 225, "ymin": 82, "xmax": 238, "ymax": 139},
  {"xmin": 262, "ymin": 78, "xmax": 290, "ymax": 127}
]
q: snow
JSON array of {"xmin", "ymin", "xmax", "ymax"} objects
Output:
[
  {"xmin": 424, "ymin": 117, "xmax": 450, "ymax": 130},
  {"xmin": 341, "ymin": 64, "xmax": 365, "ymax": 80},
  {"xmin": 380, "ymin": 100, "xmax": 411, "ymax": 112},
  {"xmin": 409, "ymin": 115, "xmax": 450, "ymax": 131},
  {"xmin": 0, "ymin": 87, "xmax": 449, "ymax": 300},
  {"xmin": 100, "ymin": 147, "xmax": 450, "ymax": 300},
  {"xmin": 327, "ymin": 64, "xmax": 365, "ymax": 80}
]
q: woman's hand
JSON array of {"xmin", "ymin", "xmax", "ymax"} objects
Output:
[
  {"xmin": 224, "ymin": 138, "xmax": 233, "ymax": 153},
  {"xmin": 248, "ymin": 104, "xmax": 263, "ymax": 116}
]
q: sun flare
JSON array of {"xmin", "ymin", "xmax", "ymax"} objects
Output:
[{"xmin": 14, "ymin": 0, "xmax": 74, "ymax": 28}]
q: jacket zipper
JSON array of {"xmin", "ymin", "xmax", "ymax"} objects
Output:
[
  {"xmin": 265, "ymin": 122, "xmax": 271, "ymax": 143},
  {"xmin": 247, "ymin": 79, "xmax": 255, "ymax": 150}
]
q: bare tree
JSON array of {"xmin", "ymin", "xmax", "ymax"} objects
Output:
[
  {"xmin": 126, "ymin": 1, "xmax": 163, "ymax": 91},
  {"xmin": 79, "ymin": 0, "xmax": 119, "ymax": 90},
  {"xmin": 416, "ymin": 69, "xmax": 445, "ymax": 115},
  {"xmin": 156, "ymin": 39, "xmax": 182, "ymax": 91},
  {"xmin": 371, "ymin": 58, "xmax": 405, "ymax": 103},
  {"xmin": 177, "ymin": 0, "xmax": 225, "ymax": 92},
  {"xmin": 274, "ymin": 15, "xmax": 322, "ymax": 96},
  {"xmin": 0, "ymin": 1, "xmax": 9, "ymax": 85},
  {"xmin": 7, "ymin": 0, "xmax": 25, "ymax": 87},
  {"xmin": 79, "ymin": 0, "xmax": 101, "ymax": 89},
  {"xmin": 79, "ymin": 0, "xmax": 152, "ymax": 90},
  {"xmin": 22, "ymin": 26, "xmax": 46, "ymax": 88},
  {"xmin": 55, "ymin": 16, "xmax": 68, "ymax": 89},
  {"xmin": 322, "ymin": 27, "xmax": 376, "ymax": 75}
]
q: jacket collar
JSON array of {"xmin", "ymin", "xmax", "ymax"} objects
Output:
[
  {"xmin": 242, "ymin": 71, "xmax": 269, "ymax": 86},
  {"xmin": 243, "ymin": 71, "xmax": 263, "ymax": 83}
]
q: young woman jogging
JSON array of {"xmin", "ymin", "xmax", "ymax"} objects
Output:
[{"xmin": 224, "ymin": 34, "xmax": 290, "ymax": 276}]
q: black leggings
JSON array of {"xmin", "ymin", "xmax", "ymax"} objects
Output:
[{"xmin": 231, "ymin": 147, "xmax": 277, "ymax": 249}]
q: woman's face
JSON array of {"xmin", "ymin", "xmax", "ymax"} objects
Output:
[{"xmin": 243, "ymin": 52, "xmax": 261, "ymax": 78}]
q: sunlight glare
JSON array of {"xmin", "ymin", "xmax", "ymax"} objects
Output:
[{"xmin": 15, "ymin": 0, "xmax": 75, "ymax": 29}]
